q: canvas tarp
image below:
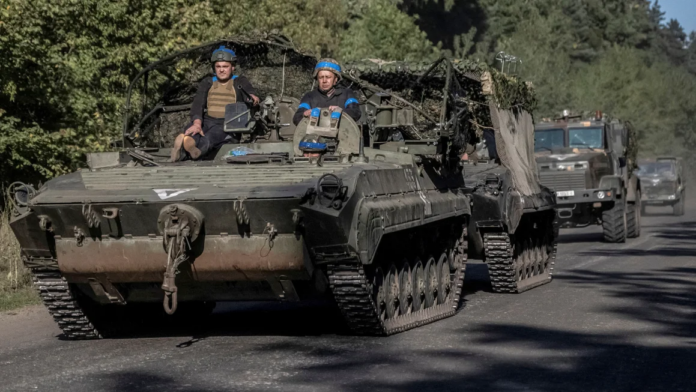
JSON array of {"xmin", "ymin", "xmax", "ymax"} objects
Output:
[{"xmin": 489, "ymin": 102, "xmax": 541, "ymax": 196}]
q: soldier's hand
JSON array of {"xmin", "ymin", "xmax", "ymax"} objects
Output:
[
  {"xmin": 185, "ymin": 123, "xmax": 204, "ymax": 136},
  {"xmin": 329, "ymin": 105, "xmax": 339, "ymax": 111},
  {"xmin": 250, "ymin": 94, "xmax": 260, "ymax": 106},
  {"xmin": 303, "ymin": 109, "xmax": 312, "ymax": 117}
]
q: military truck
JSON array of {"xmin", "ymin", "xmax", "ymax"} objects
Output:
[
  {"xmin": 637, "ymin": 157, "xmax": 685, "ymax": 215},
  {"xmin": 535, "ymin": 112, "xmax": 641, "ymax": 242},
  {"xmin": 8, "ymin": 35, "xmax": 555, "ymax": 338}
]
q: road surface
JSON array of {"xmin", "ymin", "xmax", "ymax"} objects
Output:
[{"xmin": 1, "ymin": 198, "xmax": 695, "ymax": 392}]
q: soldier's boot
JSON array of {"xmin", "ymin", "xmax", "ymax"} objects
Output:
[{"xmin": 182, "ymin": 135, "xmax": 201, "ymax": 160}]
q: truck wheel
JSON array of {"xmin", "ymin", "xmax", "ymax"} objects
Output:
[
  {"xmin": 626, "ymin": 191, "xmax": 641, "ymax": 238},
  {"xmin": 602, "ymin": 199, "xmax": 627, "ymax": 243},
  {"xmin": 673, "ymin": 192, "xmax": 685, "ymax": 216}
]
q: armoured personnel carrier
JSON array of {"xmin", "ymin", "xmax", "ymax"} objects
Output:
[
  {"xmin": 8, "ymin": 35, "xmax": 556, "ymax": 338},
  {"xmin": 637, "ymin": 157, "xmax": 686, "ymax": 215},
  {"xmin": 534, "ymin": 112, "xmax": 641, "ymax": 242}
]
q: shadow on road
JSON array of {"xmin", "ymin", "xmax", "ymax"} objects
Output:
[
  {"xmin": 62, "ymin": 208, "xmax": 696, "ymax": 391},
  {"xmin": 233, "ymin": 265, "xmax": 696, "ymax": 392},
  {"xmin": 90, "ymin": 262, "xmax": 696, "ymax": 392},
  {"xmin": 558, "ymin": 230, "xmax": 604, "ymax": 244},
  {"xmin": 84, "ymin": 301, "xmax": 347, "ymax": 342},
  {"xmin": 98, "ymin": 371, "xmax": 231, "ymax": 392}
]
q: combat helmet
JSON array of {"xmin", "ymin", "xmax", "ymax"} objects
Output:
[
  {"xmin": 313, "ymin": 58, "xmax": 342, "ymax": 80},
  {"xmin": 211, "ymin": 46, "xmax": 237, "ymax": 64}
]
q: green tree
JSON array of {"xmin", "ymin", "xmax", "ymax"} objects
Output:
[
  {"xmin": 0, "ymin": 0, "xmax": 346, "ymax": 184},
  {"xmin": 338, "ymin": 0, "xmax": 439, "ymax": 62}
]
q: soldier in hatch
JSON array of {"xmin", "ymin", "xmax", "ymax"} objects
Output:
[
  {"xmin": 170, "ymin": 46, "xmax": 260, "ymax": 162},
  {"xmin": 292, "ymin": 58, "xmax": 361, "ymax": 125}
]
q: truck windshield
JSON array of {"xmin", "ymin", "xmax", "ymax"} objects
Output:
[
  {"xmin": 568, "ymin": 127, "xmax": 603, "ymax": 149},
  {"xmin": 535, "ymin": 128, "xmax": 564, "ymax": 151},
  {"xmin": 637, "ymin": 162, "xmax": 674, "ymax": 175}
]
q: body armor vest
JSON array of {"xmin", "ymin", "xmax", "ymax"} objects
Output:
[{"xmin": 207, "ymin": 80, "xmax": 237, "ymax": 118}]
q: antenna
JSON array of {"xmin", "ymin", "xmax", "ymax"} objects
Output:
[
  {"xmin": 495, "ymin": 51, "xmax": 522, "ymax": 75},
  {"xmin": 279, "ymin": 53, "xmax": 287, "ymax": 102}
]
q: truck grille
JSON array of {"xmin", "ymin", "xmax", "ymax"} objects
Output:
[
  {"xmin": 643, "ymin": 181, "xmax": 676, "ymax": 197},
  {"xmin": 539, "ymin": 170, "xmax": 586, "ymax": 191}
]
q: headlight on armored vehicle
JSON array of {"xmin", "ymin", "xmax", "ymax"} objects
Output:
[{"xmin": 596, "ymin": 191, "xmax": 606, "ymax": 199}]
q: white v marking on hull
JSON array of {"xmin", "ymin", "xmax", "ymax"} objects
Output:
[{"xmin": 153, "ymin": 189, "xmax": 196, "ymax": 200}]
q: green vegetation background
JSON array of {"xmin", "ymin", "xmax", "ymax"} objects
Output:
[{"xmin": 1, "ymin": 0, "xmax": 695, "ymax": 309}]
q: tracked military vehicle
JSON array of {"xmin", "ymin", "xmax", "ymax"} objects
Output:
[
  {"xmin": 535, "ymin": 112, "xmax": 641, "ymax": 242},
  {"xmin": 8, "ymin": 35, "xmax": 555, "ymax": 339}
]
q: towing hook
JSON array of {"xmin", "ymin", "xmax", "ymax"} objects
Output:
[
  {"xmin": 157, "ymin": 204, "xmax": 204, "ymax": 316},
  {"xmin": 162, "ymin": 272, "xmax": 178, "ymax": 315},
  {"xmin": 558, "ymin": 209, "xmax": 573, "ymax": 219}
]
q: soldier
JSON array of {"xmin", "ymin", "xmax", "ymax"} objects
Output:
[
  {"xmin": 170, "ymin": 46, "xmax": 260, "ymax": 162},
  {"xmin": 292, "ymin": 58, "xmax": 361, "ymax": 125}
]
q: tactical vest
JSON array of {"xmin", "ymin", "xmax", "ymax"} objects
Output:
[{"xmin": 207, "ymin": 78, "xmax": 237, "ymax": 118}]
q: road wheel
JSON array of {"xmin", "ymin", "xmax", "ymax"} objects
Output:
[
  {"xmin": 384, "ymin": 264, "xmax": 400, "ymax": 319},
  {"xmin": 411, "ymin": 259, "xmax": 425, "ymax": 312},
  {"xmin": 602, "ymin": 199, "xmax": 627, "ymax": 243},
  {"xmin": 398, "ymin": 260, "xmax": 412, "ymax": 315},
  {"xmin": 372, "ymin": 267, "xmax": 386, "ymax": 321},
  {"xmin": 424, "ymin": 256, "xmax": 438, "ymax": 308},
  {"xmin": 437, "ymin": 253, "xmax": 450, "ymax": 305},
  {"xmin": 673, "ymin": 192, "xmax": 685, "ymax": 216},
  {"xmin": 627, "ymin": 191, "xmax": 641, "ymax": 238}
]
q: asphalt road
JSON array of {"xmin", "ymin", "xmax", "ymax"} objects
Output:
[{"xmin": 1, "ymin": 197, "xmax": 695, "ymax": 392}]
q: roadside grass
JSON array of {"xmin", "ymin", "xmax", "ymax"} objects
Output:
[{"xmin": 0, "ymin": 208, "xmax": 40, "ymax": 312}]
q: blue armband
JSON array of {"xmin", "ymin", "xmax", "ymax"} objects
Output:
[
  {"xmin": 299, "ymin": 141, "xmax": 327, "ymax": 150},
  {"xmin": 345, "ymin": 98, "xmax": 358, "ymax": 107},
  {"xmin": 298, "ymin": 103, "xmax": 311, "ymax": 110}
]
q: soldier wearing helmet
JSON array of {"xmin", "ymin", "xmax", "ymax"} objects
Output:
[
  {"xmin": 171, "ymin": 45, "xmax": 260, "ymax": 162},
  {"xmin": 292, "ymin": 58, "xmax": 361, "ymax": 126}
]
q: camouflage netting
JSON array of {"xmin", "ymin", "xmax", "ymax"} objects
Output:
[
  {"xmin": 343, "ymin": 58, "xmax": 537, "ymax": 149},
  {"xmin": 125, "ymin": 34, "xmax": 317, "ymax": 147},
  {"xmin": 344, "ymin": 58, "xmax": 540, "ymax": 195},
  {"xmin": 625, "ymin": 121, "xmax": 639, "ymax": 176}
]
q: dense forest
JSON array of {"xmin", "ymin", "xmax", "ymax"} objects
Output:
[{"xmin": 1, "ymin": 0, "xmax": 695, "ymax": 184}]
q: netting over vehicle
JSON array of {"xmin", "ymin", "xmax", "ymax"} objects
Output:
[
  {"xmin": 343, "ymin": 58, "xmax": 536, "ymax": 151},
  {"xmin": 123, "ymin": 34, "xmax": 316, "ymax": 148}
]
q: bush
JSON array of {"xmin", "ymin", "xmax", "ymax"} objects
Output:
[{"xmin": 0, "ymin": 207, "xmax": 38, "ymax": 312}]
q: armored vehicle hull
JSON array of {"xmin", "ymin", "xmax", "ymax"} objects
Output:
[
  {"xmin": 9, "ymin": 37, "xmax": 556, "ymax": 338},
  {"xmin": 12, "ymin": 146, "xmax": 469, "ymax": 337}
]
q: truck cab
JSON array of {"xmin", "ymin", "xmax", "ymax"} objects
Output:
[{"xmin": 534, "ymin": 113, "xmax": 641, "ymax": 242}]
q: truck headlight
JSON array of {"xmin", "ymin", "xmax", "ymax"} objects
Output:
[{"xmin": 597, "ymin": 191, "xmax": 606, "ymax": 199}]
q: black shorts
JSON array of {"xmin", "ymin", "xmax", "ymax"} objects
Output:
[{"xmin": 181, "ymin": 116, "xmax": 238, "ymax": 158}]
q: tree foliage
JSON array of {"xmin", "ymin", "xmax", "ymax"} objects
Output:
[
  {"xmin": 2, "ymin": 0, "xmax": 696, "ymax": 184},
  {"xmin": 0, "ymin": 0, "xmax": 346, "ymax": 184}
]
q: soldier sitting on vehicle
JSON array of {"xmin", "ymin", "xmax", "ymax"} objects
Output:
[
  {"xmin": 292, "ymin": 59, "xmax": 361, "ymax": 126},
  {"xmin": 170, "ymin": 46, "xmax": 260, "ymax": 162}
]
